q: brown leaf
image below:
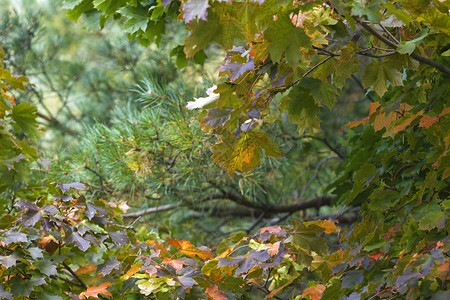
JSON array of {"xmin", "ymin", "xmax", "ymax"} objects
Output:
[
  {"xmin": 39, "ymin": 235, "xmax": 59, "ymax": 255},
  {"xmin": 205, "ymin": 285, "xmax": 227, "ymax": 300}
]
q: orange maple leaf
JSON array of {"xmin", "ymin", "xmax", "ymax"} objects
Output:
[
  {"xmin": 312, "ymin": 220, "xmax": 338, "ymax": 234},
  {"xmin": 368, "ymin": 250, "xmax": 386, "ymax": 261},
  {"xmin": 302, "ymin": 284, "xmax": 325, "ymax": 300},
  {"xmin": 76, "ymin": 264, "xmax": 96, "ymax": 276},
  {"xmin": 268, "ymin": 241, "xmax": 280, "ymax": 256},
  {"xmin": 79, "ymin": 282, "xmax": 112, "ymax": 299},
  {"xmin": 121, "ymin": 263, "xmax": 143, "ymax": 280},
  {"xmin": 168, "ymin": 238, "xmax": 213, "ymax": 260},
  {"xmin": 339, "ymin": 102, "xmax": 380, "ymax": 133}
]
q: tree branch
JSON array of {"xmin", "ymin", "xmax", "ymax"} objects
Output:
[
  {"xmin": 122, "ymin": 203, "xmax": 178, "ymax": 218},
  {"xmin": 62, "ymin": 262, "xmax": 87, "ymax": 289},
  {"xmin": 122, "ymin": 194, "xmax": 335, "ymax": 219},
  {"xmin": 358, "ymin": 22, "xmax": 450, "ymax": 76}
]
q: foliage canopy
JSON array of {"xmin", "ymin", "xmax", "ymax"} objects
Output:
[{"xmin": 0, "ymin": 0, "xmax": 448, "ymax": 299}]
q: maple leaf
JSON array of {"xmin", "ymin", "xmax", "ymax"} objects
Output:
[
  {"xmin": 219, "ymin": 59, "xmax": 255, "ymax": 82},
  {"xmin": 55, "ymin": 181, "xmax": 86, "ymax": 194},
  {"xmin": 182, "ymin": 0, "xmax": 210, "ymax": 23},
  {"xmin": 267, "ymin": 241, "xmax": 281, "ymax": 256},
  {"xmin": 204, "ymin": 108, "xmax": 232, "ymax": 127},
  {"xmin": 339, "ymin": 102, "xmax": 380, "ymax": 133},
  {"xmin": 186, "ymin": 85, "xmax": 219, "ymax": 109},
  {"xmin": 97, "ymin": 258, "xmax": 121, "ymax": 276},
  {"xmin": 260, "ymin": 225, "xmax": 282, "ymax": 234},
  {"xmin": 419, "ymin": 115, "xmax": 440, "ymax": 129},
  {"xmin": 205, "ymin": 285, "xmax": 227, "ymax": 300},
  {"xmin": 264, "ymin": 13, "xmax": 311, "ymax": 66},
  {"xmin": 39, "ymin": 235, "xmax": 59, "ymax": 254},
  {"xmin": 361, "ymin": 60, "xmax": 404, "ymax": 97},
  {"xmin": 122, "ymin": 263, "xmax": 143, "ymax": 280},
  {"xmin": 163, "ymin": 258, "xmax": 188, "ymax": 270},
  {"xmin": 184, "ymin": 16, "xmax": 220, "ymax": 57},
  {"xmin": 225, "ymin": 131, "xmax": 281, "ymax": 175},
  {"xmin": 168, "ymin": 238, "xmax": 213, "ymax": 259},
  {"xmin": 37, "ymin": 260, "xmax": 58, "ymax": 276},
  {"xmin": 302, "ymin": 284, "xmax": 325, "ymax": 300},
  {"xmin": 67, "ymin": 232, "xmax": 91, "ymax": 252},
  {"xmin": 76, "ymin": 264, "xmax": 96, "ymax": 276},
  {"xmin": 1, "ymin": 230, "xmax": 27, "ymax": 244},
  {"xmin": 235, "ymin": 250, "xmax": 270, "ymax": 275},
  {"xmin": 79, "ymin": 282, "xmax": 112, "ymax": 299},
  {"xmin": 0, "ymin": 254, "xmax": 19, "ymax": 269},
  {"xmin": 215, "ymin": 16, "xmax": 246, "ymax": 49},
  {"xmin": 286, "ymin": 86, "xmax": 321, "ymax": 133},
  {"xmin": 291, "ymin": 220, "xmax": 329, "ymax": 255},
  {"xmin": 117, "ymin": 6, "xmax": 149, "ymax": 34},
  {"xmin": 304, "ymin": 220, "xmax": 338, "ymax": 234}
]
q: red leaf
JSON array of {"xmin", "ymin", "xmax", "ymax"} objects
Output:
[
  {"xmin": 368, "ymin": 250, "xmax": 385, "ymax": 261},
  {"xmin": 163, "ymin": 258, "xmax": 188, "ymax": 270},
  {"xmin": 79, "ymin": 282, "xmax": 112, "ymax": 299},
  {"xmin": 260, "ymin": 226, "xmax": 282, "ymax": 234}
]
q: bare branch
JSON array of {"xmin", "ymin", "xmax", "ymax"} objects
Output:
[
  {"xmin": 122, "ymin": 203, "xmax": 178, "ymax": 218},
  {"xmin": 358, "ymin": 22, "xmax": 450, "ymax": 76}
]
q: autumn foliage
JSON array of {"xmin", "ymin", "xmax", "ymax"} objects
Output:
[{"xmin": 0, "ymin": 0, "xmax": 449, "ymax": 299}]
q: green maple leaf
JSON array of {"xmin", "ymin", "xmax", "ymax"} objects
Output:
[
  {"xmin": 418, "ymin": 211, "xmax": 447, "ymax": 230},
  {"xmin": 118, "ymin": 5, "xmax": 150, "ymax": 33},
  {"xmin": 396, "ymin": 31, "xmax": 428, "ymax": 55},
  {"xmin": 212, "ymin": 135, "xmax": 236, "ymax": 169},
  {"xmin": 351, "ymin": 1, "xmax": 382, "ymax": 23},
  {"xmin": 291, "ymin": 220, "xmax": 328, "ymax": 256},
  {"xmin": 11, "ymin": 103, "xmax": 39, "ymax": 139},
  {"xmin": 284, "ymin": 86, "xmax": 320, "ymax": 133},
  {"xmin": 184, "ymin": 15, "xmax": 221, "ymax": 57},
  {"xmin": 361, "ymin": 59, "xmax": 404, "ymax": 97},
  {"xmin": 94, "ymin": 0, "xmax": 127, "ymax": 16},
  {"xmin": 63, "ymin": 0, "xmax": 94, "ymax": 21},
  {"xmin": 264, "ymin": 13, "xmax": 311, "ymax": 66},
  {"xmin": 215, "ymin": 16, "xmax": 246, "ymax": 50},
  {"xmin": 299, "ymin": 77, "xmax": 337, "ymax": 110}
]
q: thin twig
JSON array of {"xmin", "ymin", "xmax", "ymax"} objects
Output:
[
  {"xmin": 358, "ymin": 21, "xmax": 450, "ymax": 76},
  {"xmin": 54, "ymin": 275, "xmax": 84, "ymax": 287},
  {"xmin": 62, "ymin": 262, "xmax": 87, "ymax": 289},
  {"xmin": 302, "ymin": 56, "xmax": 334, "ymax": 78},
  {"xmin": 380, "ymin": 24, "xmax": 400, "ymax": 44}
]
